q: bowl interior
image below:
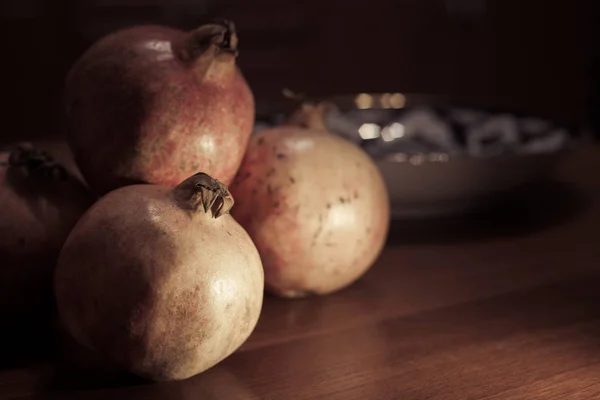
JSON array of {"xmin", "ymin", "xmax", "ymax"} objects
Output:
[{"xmin": 318, "ymin": 93, "xmax": 580, "ymax": 161}]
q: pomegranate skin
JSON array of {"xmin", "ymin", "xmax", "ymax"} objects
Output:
[
  {"xmin": 65, "ymin": 21, "xmax": 254, "ymax": 194},
  {"xmin": 0, "ymin": 145, "xmax": 93, "ymax": 319},
  {"xmin": 54, "ymin": 173, "xmax": 264, "ymax": 381},
  {"xmin": 230, "ymin": 126, "xmax": 390, "ymax": 298}
]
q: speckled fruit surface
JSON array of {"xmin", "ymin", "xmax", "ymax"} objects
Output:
[{"xmin": 65, "ymin": 21, "xmax": 254, "ymax": 194}]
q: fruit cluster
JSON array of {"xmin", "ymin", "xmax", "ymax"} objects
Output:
[{"xmin": 0, "ymin": 20, "xmax": 390, "ymax": 381}]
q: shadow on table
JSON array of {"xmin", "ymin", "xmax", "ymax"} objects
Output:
[
  {"xmin": 386, "ymin": 179, "xmax": 591, "ymax": 246},
  {"xmin": 27, "ymin": 335, "xmax": 260, "ymax": 400},
  {"xmin": 0, "ymin": 316, "xmax": 60, "ymax": 369},
  {"xmin": 42, "ymin": 331, "xmax": 147, "ymax": 391},
  {"xmin": 0, "ymin": 321, "xmax": 145, "ymax": 392}
]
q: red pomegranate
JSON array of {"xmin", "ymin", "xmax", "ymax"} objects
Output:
[
  {"xmin": 0, "ymin": 143, "xmax": 93, "ymax": 320},
  {"xmin": 65, "ymin": 20, "xmax": 254, "ymax": 194}
]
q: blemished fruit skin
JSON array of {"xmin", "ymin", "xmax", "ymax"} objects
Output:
[
  {"xmin": 230, "ymin": 125, "xmax": 390, "ymax": 298},
  {"xmin": 64, "ymin": 21, "xmax": 254, "ymax": 195},
  {"xmin": 54, "ymin": 173, "xmax": 264, "ymax": 381}
]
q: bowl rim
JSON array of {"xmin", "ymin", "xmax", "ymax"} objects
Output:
[{"xmin": 377, "ymin": 147, "xmax": 572, "ymax": 165}]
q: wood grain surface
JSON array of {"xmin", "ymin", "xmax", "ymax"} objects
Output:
[{"xmin": 1, "ymin": 145, "xmax": 600, "ymax": 399}]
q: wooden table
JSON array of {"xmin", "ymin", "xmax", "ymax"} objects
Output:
[{"xmin": 2, "ymin": 145, "xmax": 600, "ymax": 400}]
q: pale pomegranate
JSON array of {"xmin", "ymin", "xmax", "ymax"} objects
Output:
[
  {"xmin": 54, "ymin": 172, "xmax": 264, "ymax": 381},
  {"xmin": 230, "ymin": 103, "xmax": 390, "ymax": 298},
  {"xmin": 65, "ymin": 20, "xmax": 254, "ymax": 194}
]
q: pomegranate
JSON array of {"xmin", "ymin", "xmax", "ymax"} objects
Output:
[
  {"xmin": 0, "ymin": 143, "xmax": 93, "ymax": 320},
  {"xmin": 54, "ymin": 172, "xmax": 264, "ymax": 381},
  {"xmin": 34, "ymin": 139, "xmax": 86, "ymax": 185},
  {"xmin": 64, "ymin": 20, "xmax": 254, "ymax": 194},
  {"xmin": 230, "ymin": 103, "xmax": 390, "ymax": 298}
]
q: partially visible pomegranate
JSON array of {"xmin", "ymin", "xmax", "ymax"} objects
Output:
[
  {"xmin": 65, "ymin": 20, "xmax": 254, "ymax": 194},
  {"xmin": 55, "ymin": 172, "xmax": 264, "ymax": 381},
  {"xmin": 0, "ymin": 143, "xmax": 93, "ymax": 319},
  {"xmin": 34, "ymin": 138, "xmax": 86, "ymax": 184},
  {"xmin": 230, "ymin": 103, "xmax": 390, "ymax": 298}
]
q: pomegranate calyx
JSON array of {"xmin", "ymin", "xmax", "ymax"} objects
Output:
[
  {"xmin": 286, "ymin": 102, "xmax": 337, "ymax": 132},
  {"xmin": 174, "ymin": 172, "xmax": 234, "ymax": 218},
  {"xmin": 178, "ymin": 20, "xmax": 239, "ymax": 63},
  {"xmin": 213, "ymin": 19, "xmax": 239, "ymax": 55},
  {"xmin": 1, "ymin": 143, "xmax": 68, "ymax": 180}
]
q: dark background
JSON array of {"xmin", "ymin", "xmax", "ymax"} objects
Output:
[{"xmin": 0, "ymin": 0, "xmax": 597, "ymax": 143}]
